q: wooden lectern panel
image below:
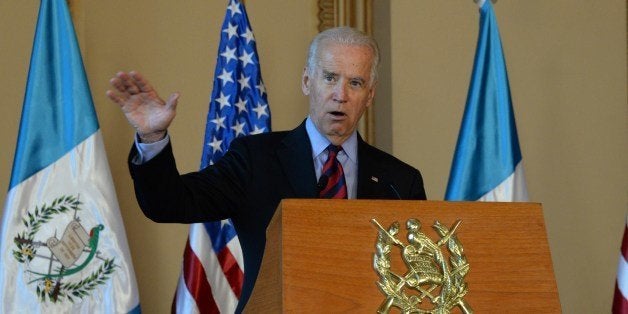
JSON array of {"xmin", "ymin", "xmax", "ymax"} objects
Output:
[{"xmin": 246, "ymin": 199, "xmax": 560, "ymax": 313}]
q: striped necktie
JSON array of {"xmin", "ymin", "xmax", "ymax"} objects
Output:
[{"xmin": 319, "ymin": 145, "xmax": 348, "ymax": 199}]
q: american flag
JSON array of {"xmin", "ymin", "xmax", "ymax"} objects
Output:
[
  {"xmin": 613, "ymin": 217, "xmax": 628, "ymax": 313},
  {"xmin": 172, "ymin": 0, "xmax": 270, "ymax": 312}
]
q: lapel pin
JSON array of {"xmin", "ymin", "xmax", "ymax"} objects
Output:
[{"xmin": 371, "ymin": 176, "xmax": 379, "ymax": 183}]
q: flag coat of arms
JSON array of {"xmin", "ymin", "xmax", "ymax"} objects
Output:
[
  {"xmin": 172, "ymin": 0, "xmax": 270, "ymax": 313},
  {"xmin": 445, "ymin": 0, "xmax": 528, "ymax": 202},
  {"xmin": 0, "ymin": 0, "xmax": 140, "ymax": 312}
]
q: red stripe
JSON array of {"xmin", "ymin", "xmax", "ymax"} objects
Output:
[
  {"xmin": 621, "ymin": 225, "xmax": 628, "ymax": 262},
  {"xmin": 182, "ymin": 240, "xmax": 220, "ymax": 314},
  {"xmin": 613, "ymin": 282, "xmax": 628, "ymax": 314},
  {"xmin": 217, "ymin": 247, "xmax": 244, "ymax": 298}
]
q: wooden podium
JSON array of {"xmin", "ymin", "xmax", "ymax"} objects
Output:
[{"xmin": 245, "ymin": 199, "xmax": 560, "ymax": 313}]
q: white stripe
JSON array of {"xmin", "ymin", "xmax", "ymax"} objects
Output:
[
  {"xmin": 618, "ymin": 253, "xmax": 628, "ymax": 298},
  {"xmin": 478, "ymin": 162, "xmax": 529, "ymax": 202},
  {"xmin": 226, "ymin": 234, "xmax": 244, "ymax": 271},
  {"xmin": 0, "ymin": 132, "xmax": 139, "ymax": 313},
  {"xmin": 475, "ymin": 0, "xmax": 486, "ymax": 8},
  {"xmin": 174, "ymin": 265, "xmax": 200, "ymax": 314},
  {"xmin": 188, "ymin": 224, "xmax": 238, "ymax": 313}
]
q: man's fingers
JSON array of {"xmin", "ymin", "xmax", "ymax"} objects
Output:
[
  {"xmin": 120, "ymin": 72, "xmax": 141, "ymax": 94},
  {"xmin": 130, "ymin": 71, "xmax": 153, "ymax": 93},
  {"xmin": 166, "ymin": 92, "xmax": 180, "ymax": 111},
  {"xmin": 106, "ymin": 90, "xmax": 124, "ymax": 106},
  {"xmin": 109, "ymin": 76, "xmax": 127, "ymax": 93},
  {"xmin": 109, "ymin": 71, "xmax": 154, "ymax": 96}
]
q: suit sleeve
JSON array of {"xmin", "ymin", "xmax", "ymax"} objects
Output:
[{"xmin": 127, "ymin": 138, "xmax": 251, "ymax": 223}]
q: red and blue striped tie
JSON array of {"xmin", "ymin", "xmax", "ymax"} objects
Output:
[{"xmin": 319, "ymin": 145, "xmax": 348, "ymax": 199}]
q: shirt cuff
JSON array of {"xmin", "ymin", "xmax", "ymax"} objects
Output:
[{"xmin": 132, "ymin": 133, "xmax": 170, "ymax": 164}]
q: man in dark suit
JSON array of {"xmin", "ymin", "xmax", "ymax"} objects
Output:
[{"xmin": 107, "ymin": 26, "xmax": 426, "ymax": 312}]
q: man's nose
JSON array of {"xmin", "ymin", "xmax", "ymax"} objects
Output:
[{"xmin": 333, "ymin": 82, "xmax": 348, "ymax": 103}]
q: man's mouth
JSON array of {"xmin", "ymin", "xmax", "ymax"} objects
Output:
[{"xmin": 329, "ymin": 111, "xmax": 345, "ymax": 117}]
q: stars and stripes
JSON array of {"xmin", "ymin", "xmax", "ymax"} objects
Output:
[{"xmin": 172, "ymin": 0, "xmax": 270, "ymax": 313}]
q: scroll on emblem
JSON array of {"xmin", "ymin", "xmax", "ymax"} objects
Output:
[{"xmin": 371, "ymin": 218, "xmax": 473, "ymax": 314}]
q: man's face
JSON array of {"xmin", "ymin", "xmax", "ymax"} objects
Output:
[{"xmin": 302, "ymin": 43, "xmax": 376, "ymax": 145}]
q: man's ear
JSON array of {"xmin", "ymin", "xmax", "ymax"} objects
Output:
[
  {"xmin": 366, "ymin": 82, "xmax": 377, "ymax": 107},
  {"xmin": 301, "ymin": 67, "xmax": 310, "ymax": 95}
]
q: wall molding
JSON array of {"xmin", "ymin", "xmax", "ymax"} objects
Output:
[{"xmin": 317, "ymin": 0, "xmax": 374, "ymax": 143}]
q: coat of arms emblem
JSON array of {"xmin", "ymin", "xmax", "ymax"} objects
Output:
[
  {"xmin": 372, "ymin": 218, "xmax": 472, "ymax": 314},
  {"xmin": 12, "ymin": 195, "xmax": 116, "ymax": 303}
]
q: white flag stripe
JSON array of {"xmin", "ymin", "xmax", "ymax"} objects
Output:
[
  {"xmin": 226, "ymin": 232, "xmax": 245, "ymax": 270},
  {"xmin": 174, "ymin": 265, "xmax": 201, "ymax": 314},
  {"xmin": 618, "ymin": 253, "xmax": 628, "ymax": 298},
  {"xmin": 478, "ymin": 162, "xmax": 528, "ymax": 202},
  {"xmin": 189, "ymin": 225, "xmax": 239, "ymax": 312}
]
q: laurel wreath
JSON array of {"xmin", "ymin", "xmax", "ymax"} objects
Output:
[
  {"xmin": 12, "ymin": 195, "xmax": 117, "ymax": 303},
  {"xmin": 433, "ymin": 220, "xmax": 470, "ymax": 312},
  {"xmin": 35, "ymin": 258, "xmax": 117, "ymax": 303},
  {"xmin": 13, "ymin": 195, "xmax": 81, "ymax": 263}
]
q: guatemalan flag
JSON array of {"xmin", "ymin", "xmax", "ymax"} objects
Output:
[
  {"xmin": 0, "ymin": 0, "xmax": 140, "ymax": 313},
  {"xmin": 445, "ymin": 0, "xmax": 528, "ymax": 202},
  {"xmin": 171, "ymin": 1, "xmax": 270, "ymax": 313}
]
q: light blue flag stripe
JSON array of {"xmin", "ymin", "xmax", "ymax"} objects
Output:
[
  {"xmin": 9, "ymin": 0, "xmax": 98, "ymax": 190},
  {"xmin": 445, "ymin": 1, "xmax": 522, "ymax": 201}
]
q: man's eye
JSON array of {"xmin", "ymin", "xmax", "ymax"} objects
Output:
[
  {"xmin": 350, "ymin": 80, "xmax": 363, "ymax": 88},
  {"xmin": 324, "ymin": 75, "xmax": 335, "ymax": 82}
]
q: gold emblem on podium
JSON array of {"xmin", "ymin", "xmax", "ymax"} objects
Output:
[{"xmin": 371, "ymin": 218, "xmax": 472, "ymax": 314}]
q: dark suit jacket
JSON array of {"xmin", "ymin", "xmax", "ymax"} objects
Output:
[{"xmin": 128, "ymin": 121, "xmax": 426, "ymax": 312}]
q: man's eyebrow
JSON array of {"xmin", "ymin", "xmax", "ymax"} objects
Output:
[
  {"xmin": 322, "ymin": 70, "xmax": 337, "ymax": 76},
  {"xmin": 350, "ymin": 76, "xmax": 366, "ymax": 83}
]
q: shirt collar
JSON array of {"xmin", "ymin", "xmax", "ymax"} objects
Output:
[{"xmin": 305, "ymin": 116, "xmax": 358, "ymax": 163}]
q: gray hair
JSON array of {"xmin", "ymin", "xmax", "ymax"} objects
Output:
[{"xmin": 305, "ymin": 26, "xmax": 380, "ymax": 86}]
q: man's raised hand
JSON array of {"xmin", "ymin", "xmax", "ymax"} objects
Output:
[{"xmin": 106, "ymin": 71, "xmax": 179, "ymax": 143}]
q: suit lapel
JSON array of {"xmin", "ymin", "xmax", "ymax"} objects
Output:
[
  {"xmin": 276, "ymin": 121, "xmax": 318, "ymax": 198},
  {"xmin": 276, "ymin": 124, "xmax": 391, "ymax": 199}
]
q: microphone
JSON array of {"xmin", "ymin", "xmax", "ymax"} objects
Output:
[
  {"xmin": 387, "ymin": 182, "xmax": 402, "ymax": 200},
  {"xmin": 316, "ymin": 175, "xmax": 329, "ymax": 193},
  {"xmin": 370, "ymin": 175, "xmax": 401, "ymax": 200}
]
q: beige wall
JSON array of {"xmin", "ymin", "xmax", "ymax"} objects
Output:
[
  {"xmin": 1, "ymin": 1, "xmax": 626, "ymax": 313},
  {"xmin": 386, "ymin": 1, "xmax": 627, "ymax": 313}
]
